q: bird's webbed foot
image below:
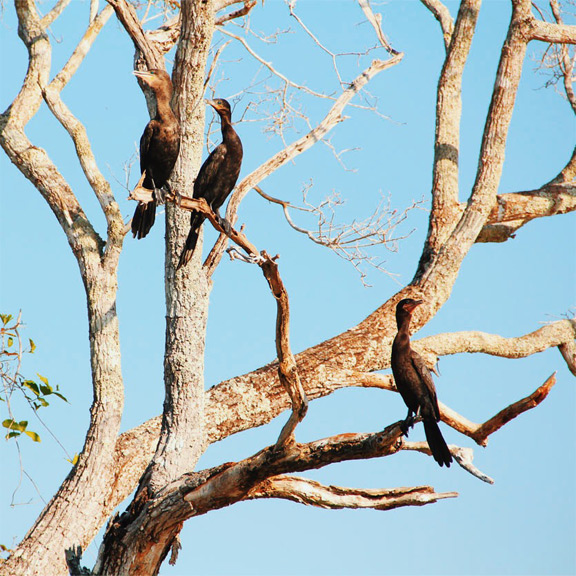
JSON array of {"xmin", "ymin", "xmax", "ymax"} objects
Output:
[
  {"xmin": 215, "ymin": 213, "xmax": 233, "ymax": 236},
  {"xmin": 163, "ymin": 181, "xmax": 181, "ymax": 206},
  {"xmin": 153, "ymin": 186, "xmax": 166, "ymax": 205},
  {"xmin": 400, "ymin": 414, "xmax": 416, "ymax": 437}
]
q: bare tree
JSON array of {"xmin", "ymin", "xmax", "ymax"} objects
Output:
[{"xmin": 0, "ymin": 0, "xmax": 575, "ymax": 574}]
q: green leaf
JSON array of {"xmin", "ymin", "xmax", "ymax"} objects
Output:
[
  {"xmin": 0, "ymin": 314, "xmax": 13, "ymax": 326},
  {"xmin": 39, "ymin": 384, "xmax": 53, "ymax": 396},
  {"xmin": 29, "ymin": 338, "xmax": 36, "ymax": 353},
  {"xmin": 37, "ymin": 374, "xmax": 49, "ymax": 386},
  {"xmin": 7, "ymin": 337, "xmax": 13, "ymax": 347},
  {"xmin": 2, "ymin": 419, "xmax": 27, "ymax": 432},
  {"xmin": 35, "ymin": 397, "xmax": 49, "ymax": 408},
  {"xmin": 53, "ymin": 391, "xmax": 68, "ymax": 403},
  {"xmin": 23, "ymin": 380, "xmax": 40, "ymax": 396},
  {"xmin": 6, "ymin": 431, "xmax": 20, "ymax": 439},
  {"xmin": 24, "ymin": 430, "xmax": 41, "ymax": 442}
]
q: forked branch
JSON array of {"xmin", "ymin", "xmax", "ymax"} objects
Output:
[{"xmin": 128, "ymin": 187, "xmax": 308, "ymax": 446}]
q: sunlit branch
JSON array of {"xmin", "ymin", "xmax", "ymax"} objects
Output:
[
  {"xmin": 128, "ymin": 187, "xmax": 308, "ymax": 446},
  {"xmin": 477, "ymin": 182, "xmax": 576, "ymax": 242},
  {"xmin": 357, "ymin": 0, "xmax": 400, "ymax": 55},
  {"xmin": 41, "ymin": 0, "xmax": 73, "ymax": 28},
  {"xmin": 41, "ymin": 5, "xmax": 123, "ymax": 244},
  {"xmin": 216, "ymin": 0, "xmax": 257, "ymax": 25},
  {"xmin": 245, "ymin": 475, "xmax": 457, "ymax": 509},
  {"xmin": 205, "ymin": 53, "xmax": 404, "ymax": 272},
  {"xmin": 403, "ymin": 442, "xmax": 494, "ymax": 484},
  {"xmin": 419, "ymin": 0, "xmax": 454, "ymax": 50},
  {"xmin": 420, "ymin": 0, "xmax": 481, "ymax": 258},
  {"xmin": 106, "ymin": 0, "xmax": 164, "ymax": 69}
]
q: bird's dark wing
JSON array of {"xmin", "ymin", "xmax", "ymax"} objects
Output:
[
  {"xmin": 193, "ymin": 143, "xmax": 227, "ymax": 202},
  {"xmin": 139, "ymin": 121, "xmax": 155, "ymax": 174},
  {"xmin": 410, "ymin": 350, "xmax": 440, "ymax": 419}
]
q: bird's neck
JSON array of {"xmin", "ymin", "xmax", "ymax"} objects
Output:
[
  {"xmin": 396, "ymin": 316, "xmax": 412, "ymax": 339},
  {"xmin": 220, "ymin": 115, "xmax": 235, "ymax": 138},
  {"xmin": 155, "ymin": 90, "xmax": 175, "ymax": 122}
]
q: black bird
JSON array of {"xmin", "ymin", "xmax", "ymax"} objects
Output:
[
  {"xmin": 391, "ymin": 298, "xmax": 452, "ymax": 467},
  {"xmin": 131, "ymin": 69, "xmax": 180, "ymax": 240},
  {"xmin": 177, "ymin": 98, "xmax": 243, "ymax": 269}
]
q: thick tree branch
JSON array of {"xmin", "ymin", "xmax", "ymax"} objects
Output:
[
  {"xmin": 421, "ymin": 0, "xmax": 481, "ymax": 258},
  {"xmin": 417, "ymin": 319, "xmax": 576, "ymax": 365},
  {"xmin": 415, "ymin": 0, "xmax": 532, "ymax": 293},
  {"xmin": 1, "ymin": 3, "xmax": 125, "ymax": 574},
  {"xmin": 215, "ymin": 0, "xmax": 256, "ymax": 25},
  {"xmin": 245, "ymin": 475, "xmax": 457, "ymax": 509},
  {"xmin": 103, "ymin": 315, "xmax": 572, "ymax": 533},
  {"xmin": 129, "ymin": 188, "xmax": 309, "ymax": 447},
  {"xmin": 420, "ymin": 0, "xmax": 454, "ymax": 49},
  {"xmin": 40, "ymin": 5, "xmax": 125, "ymax": 264},
  {"xmin": 106, "ymin": 0, "xmax": 165, "ymax": 69},
  {"xmin": 96, "ymin": 423, "xmax": 416, "ymax": 573},
  {"xmin": 528, "ymin": 17, "xmax": 576, "ymax": 44},
  {"xmin": 180, "ymin": 423, "xmax": 410, "ymax": 517},
  {"xmin": 477, "ymin": 182, "xmax": 576, "ymax": 242}
]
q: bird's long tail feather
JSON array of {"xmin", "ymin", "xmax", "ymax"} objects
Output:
[
  {"xmin": 423, "ymin": 419, "xmax": 452, "ymax": 467},
  {"xmin": 177, "ymin": 213, "xmax": 205, "ymax": 269},
  {"xmin": 132, "ymin": 200, "xmax": 157, "ymax": 240}
]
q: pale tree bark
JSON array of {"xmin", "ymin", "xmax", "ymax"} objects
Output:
[{"xmin": 0, "ymin": 0, "xmax": 575, "ymax": 574}]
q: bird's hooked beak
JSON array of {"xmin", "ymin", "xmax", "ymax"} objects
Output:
[
  {"xmin": 133, "ymin": 70, "xmax": 154, "ymax": 83},
  {"xmin": 405, "ymin": 299, "xmax": 423, "ymax": 313},
  {"xmin": 206, "ymin": 99, "xmax": 220, "ymax": 111}
]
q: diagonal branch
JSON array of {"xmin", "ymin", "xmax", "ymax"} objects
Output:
[
  {"xmin": 420, "ymin": 0, "xmax": 455, "ymax": 50},
  {"xmin": 40, "ymin": 5, "xmax": 125, "ymax": 262},
  {"xmin": 245, "ymin": 475, "xmax": 457, "ymax": 509},
  {"xmin": 420, "ymin": 0, "xmax": 481, "ymax": 258},
  {"xmin": 182, "ymin": 423, "xmax": 408, "ymax": 516},
  {"xmin": 106, "ymin": 0, "xmax": 165, "ymax": 69},
  {"xmin": 477, "ymin": 182, "xmax": 576, "ymax": 242},
  {"xmin": 215, "ymin": 0, "xmax": 257, "ymax": 25},
  {"xmin": 129, "ymin": 188, "xmax": 308, "ymax": 446},
  {"xmin": 204, "ymin": 53, "xmax": 404, "ymax": 273},
  {"xmin": 416, "ymin": 0, "xmax": 533, "ymax": 290},
  {"xmin": 528, "ymin": 17, "xmax": 576, "ymax": 44},
  {"xmin": 357, "ymin": 0, "xmax": 400, "ymax": 55},
  {"xmin": 472, "ymin": 372, "xmax": 557, "ymax": 443},
  {"xmin": 41, "ymin": 0, "xmax": 73, "ymax": 28},
  {"xmin": 95, "ymin": 422, "xmax": 455, "ymax": 574}
]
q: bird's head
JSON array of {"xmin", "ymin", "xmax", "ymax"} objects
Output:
[
  {"xmin": 207, "ymin": 98, "xmax": 232, "ymax": 117},
  {"xmin": 133, "ymin": 69, "xmax": 173, "ymax": 93},
  {"xmin": 395, "ymin": 298, "xmax": 423, "ymax": 327}
]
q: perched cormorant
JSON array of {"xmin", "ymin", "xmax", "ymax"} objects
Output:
[
  {"xmin": 131, "ymin": 69, "xmax": 180, "ymax": 239},
  {"xmin": 177, "ymin": 98, "xmax": 243, "ymax": 269},
  {"xmin": 391, "ymin": 298, "xmax": 452, "ymax": 467}
]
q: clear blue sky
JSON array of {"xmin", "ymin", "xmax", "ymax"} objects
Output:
[{"xmin": 1, "ymin": 1, "xmax": 575, "ymax": 575}]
